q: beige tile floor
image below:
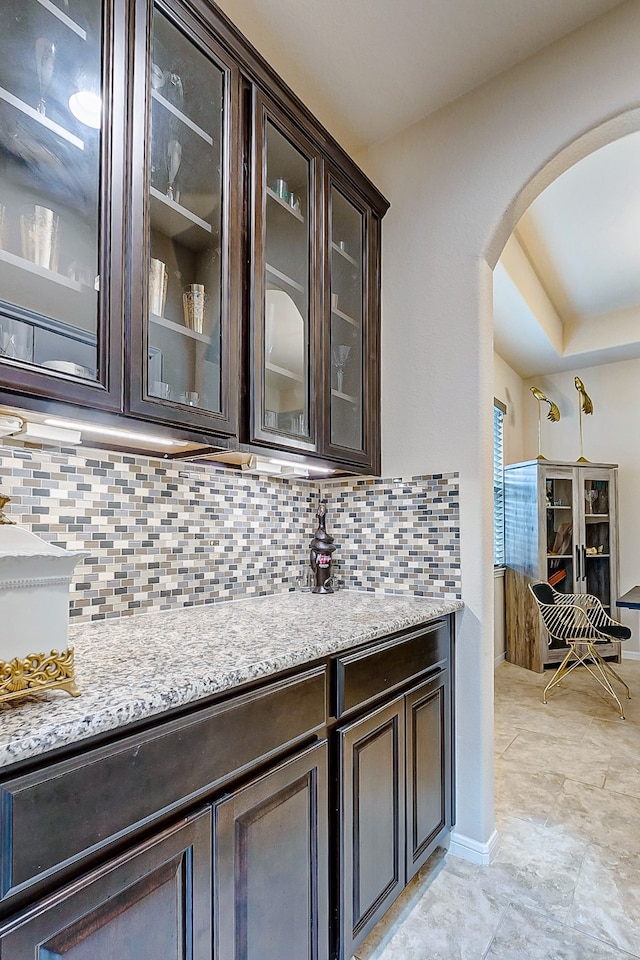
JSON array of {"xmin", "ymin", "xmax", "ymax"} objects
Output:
[{"xmin": 355, "ymin": 658, "xmax": 640, "ymax": 960}]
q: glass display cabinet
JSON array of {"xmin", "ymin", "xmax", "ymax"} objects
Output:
[
  {"xmin": 128, "ymin": 0, "xmax": 240, "ymax": 434},
  {"xmin": 0, "ymin": 0, "xmax": 125, "ymax": 410},
  {"xmin": 505, "ymin": 460, "xmax": 620, "ymax": 672},
  {"xmin": 251, "ymin": 94, "xmax": 319, "ymax": 452},
  {"xmin": 545, "ymin": 469, "xmax": 614, "ymax": 608},
  {"xmin": 249, "ymin": 96, "xmax": 381, "ymax": 469}
]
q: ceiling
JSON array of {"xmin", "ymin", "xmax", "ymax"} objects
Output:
[
  {"xmin": 216, "ymin": 0, "xmax": 625, "ymax": 155},
  {"xmin": 494, "ymin": 131, "xmax": 640, "ymax": 378},
  {"xmin": 215, "ymin": 0, "xmax": 634, "ymax": 380}
]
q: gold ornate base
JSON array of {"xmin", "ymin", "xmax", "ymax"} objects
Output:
[{"xmin": 0, "ymin": 648, "xmax": 80, "ymax": 704}]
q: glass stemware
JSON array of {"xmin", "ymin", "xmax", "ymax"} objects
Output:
[
  {"xmin": 585, "ymin": 488, "xmax": 598, "ymax": 513},
  {"xmin": 166, "ymin": 72, "xmax": 184, "ymax": 111},
  {"xmin": 332, "ymin": 344, "xmax": 351, "ymax": 394},
  {"xmin": 166, "ymin": 138, "xmax": 182, "ymax": 202},
  {"xmin": 35, "ymin": 38, "xmax": 56, "ymax": 116}
]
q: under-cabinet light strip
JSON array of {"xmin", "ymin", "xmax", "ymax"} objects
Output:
[
  {"xmin": 44, "ymin": 418, "xmax": 189, "ymax": 447},
  {"xmin": 268, "ymin": 458, "xmax": 333, "ymax": 474}
]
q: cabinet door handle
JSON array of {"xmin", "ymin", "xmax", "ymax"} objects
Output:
[
  {"xmin": 575, "ymin": 544, "xmax": 581, "ymax": 581},
  {"xmin": 582, "ymin": 545, "xmax": 587, "ymax": 581}
]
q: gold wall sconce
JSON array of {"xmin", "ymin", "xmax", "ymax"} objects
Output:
[
  {"xmin": 574, "ymin": 377, "xmax": 593, "ymax": 462},
  {"xmin": 530, "ymin": 387, "xmax": 560, "ymax": 460}
]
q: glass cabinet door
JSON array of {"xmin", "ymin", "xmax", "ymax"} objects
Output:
[
  {"xmin": 582, "ymin": 472, "xmax": 613, "ymax": 610},
  {"xmin": 328, "ymin": 185, "xmax": 365, "ymax": 454},
  {"xmin": 545, "ymin": 472, "xmax": 576, "ymax": 597},
  {"xmin": 252, "ymin": 95, "xmax": 318, "ymax": 451},
  {"xmin": 128, "ymin": 2, "xmax": 239, "ymax": 433},
  {"xmin": 145, "ymin": 8, "xmax": 226, "ymax": 417},
  {"xmin": 0, "ymin": 0, "xmax": 121, "ymax": 405}
]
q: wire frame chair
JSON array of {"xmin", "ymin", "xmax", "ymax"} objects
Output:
[{"xmin": 528, "ymin": 580, "xmax": 631, "ymax": 719}]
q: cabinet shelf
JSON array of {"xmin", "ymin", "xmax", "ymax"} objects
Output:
[
  {"xmin": 331, "ymin": 306, "xmax": 359, "ymax": 327},
  {"xmin": 331, "ymin": 388, "xmax": 359, "ymax": 403},
  {"xmin": 265, "ymin": 360, "xmax": 304, "ymax": 383},
  {"xmin": 547, "ymin": 505, "xmax": 571, "ymax": 510},
  {"xmin": 151, "ymin": 90, "xmax": 214, "ymax": 145},
  {"xmin": 0, "ymin": 247, "xmax": 88, "ymax": 292},
  {"xmin": 331, "ymin": 241, "xmax": 358, "ymax": 266},
  {"xmin": 0, "ymin": 85, "xmax": 84, "ymax": 150},
  {"xmin": 266, "ymin": 187, "xmax": 304, "ymax": 222},
  {"xmin": 547, "ymin": 554, "xmax": 573, "ymax": 559},
  {"xmin": 35, "ymin": 0, "xmax": 87, "ymax": 39},
  {"xmin": 149, "ymin": 312, "xmax": 210, "ymax": 344},
  {"xmin": 585, "ymin": 514, "xmax": 609, "ymax": 520},
  {"xmin": 149, "ymin": 187, "xmax": 213, "ymax": 252},
  {"xmin": 266, "ymin": 263, "xmax": 305, "ymax": 293}
]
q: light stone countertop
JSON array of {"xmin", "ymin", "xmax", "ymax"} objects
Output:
[{"xmin": 0, "ymin": 591, "xmax": 462, "ymax": 771}]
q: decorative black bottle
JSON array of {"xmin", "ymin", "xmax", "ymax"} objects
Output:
[{"xmin": 310, "ymin": 499, "xmax": 336, "ymax": 594}]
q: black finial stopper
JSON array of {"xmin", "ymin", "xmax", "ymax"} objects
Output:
[{"xmin": 310, "ymin": 499, "xmax": 336, "ymax": 594}]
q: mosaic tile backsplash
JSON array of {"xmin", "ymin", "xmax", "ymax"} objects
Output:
[
  {"xmin": 0, "ymin": 440, "xmax": 460, "ymax": 622},
  {"xmin": 322, "ymin": 473, "xmax": 460, "ymax": 597}
]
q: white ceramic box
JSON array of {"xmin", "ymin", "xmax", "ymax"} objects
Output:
[{"xmin": 0, "ymin": 520, "xmax": 87, "ymax": 700}]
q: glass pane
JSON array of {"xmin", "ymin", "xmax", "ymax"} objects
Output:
[
  {"xmin": 584, "ymin": 477, "xmax": 611, "ymax": 608},
  {"xmin": 146, "ymin": 8, "xmax": 223, "ymax": 413},
  {"xmin": 330, "ymin": 187, "xmax": 363, "ymax": 450},
  {"xmin": 0, "ymin": 0, "xmax": 103, "ymax": 380},
  {"xmin": 263, "ymin": 122, "xmax": 310, "ymax": 437},
  {"xmin": 545, "ymin": 476, "xmax": 574, "ymax": 605}
]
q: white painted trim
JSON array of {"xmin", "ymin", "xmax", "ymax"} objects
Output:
[
  {"xmin": 448, "ymin": 828, "xmax": 500, "ymax": 865},
  {"xmin": 622, "ymin": 650, "xmax": 640, "ymax": 661},
  {"xmin": 494, "ymin": 652, "xmax": 506, "ymax": 667},
  {"xmin": 494, "ymin": 566, "xmax": 505, "ymax": 579}
]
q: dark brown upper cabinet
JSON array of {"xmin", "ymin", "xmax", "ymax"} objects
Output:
[
  {"xmin": 0, "ymin": 0, "xmax": 387, "ymax": 472},
  {"xmin": 0, "ymin": 0, "xmax": 127, "ymax": 412},
  {"xmin": 127, "ymin": 0, "xmax": 241, "ymax": 436},
  {"xmin": 246, "ymin": 87, "xmax": 383, "ymax": 473}
]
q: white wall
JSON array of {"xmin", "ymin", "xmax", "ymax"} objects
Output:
[
  {"xmin": 357, "ymin": 0, "xmax": 640, "ymax": 856},
  {"xmin": 522, "ymin": 358, "xmax": 640, "ymax": 655}
]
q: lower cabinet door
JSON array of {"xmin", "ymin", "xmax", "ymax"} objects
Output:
[
  {"xmin": 0, "ymin": 808, "xmax": 212, "ymax": 960},
  {"xmin": 338, "ymin": 695, "xmax": 405, "ymax": 960},
  {"xmin": 213, "ymin": 740, "xmax": 329, "ymax": 960},
  {"xmin": 405, "ymin": 670, "xmax": 451, "ymax": 882}
]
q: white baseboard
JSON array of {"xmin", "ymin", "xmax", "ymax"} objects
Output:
[
  {"xmin": 494, "ymin": 652, "xmax": 506, "ymax": 667},
  {"xmin": 622, "ymin": 650, "xmax": 640, "ymax": 661},
  {"xmin": 448, "ymin": 828, "xmax": 500, "ymax": 865}
]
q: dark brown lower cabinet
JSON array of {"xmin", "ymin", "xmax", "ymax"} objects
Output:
[
  {"xmin": 406, "ymin": 670, "xmax": 451, "ymax": 882},
  {"xmin": 0, "ymin": 809, "xmax": 212, "ymax": 960},
  {"xmin": 338, "ymin": 696, "xmax": 405, "ymax": 960},
  {"xmin": 213, "ymin": 740, "xmax": 329, "ymax": 960},
  {"xmin": 338, "ymin": 670, "xmax": 452, "ymax": 960},
  {"xmin": 0, "ymin": 617, "xmax": 454, "ymax": 960}
]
